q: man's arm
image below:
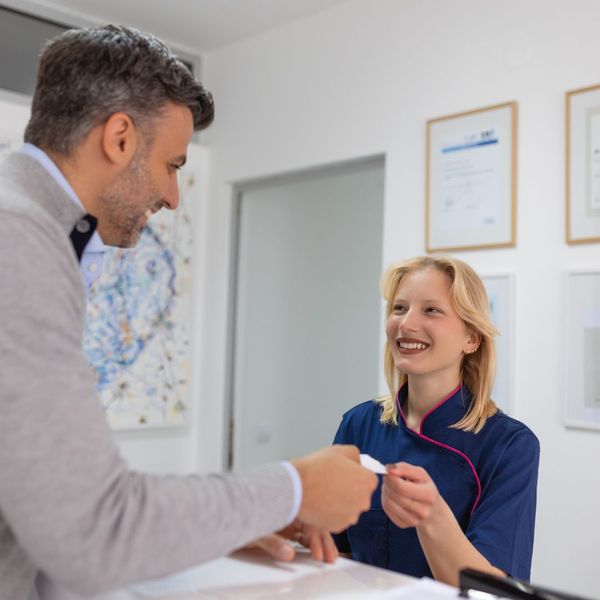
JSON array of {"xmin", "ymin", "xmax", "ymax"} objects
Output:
[
  {"xmin": 0, "ymin": 210, "xmax": 376, "ymax": 595},
  {"xmin": 244, "ymin": 445, "xmax": 378, "ymax": 564}
]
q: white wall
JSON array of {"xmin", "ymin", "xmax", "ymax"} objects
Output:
[{"xmin": 198, "ymin": 0, "xmax": 600, "ymax": 594}]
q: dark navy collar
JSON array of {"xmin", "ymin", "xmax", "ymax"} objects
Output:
[
  {"xmin": 397, "ymin": 384, "xmax": 472, "ymax": 437},
  {"xmin": 69, "ymin": 214, "xmax": 98, "ymax": 262}
]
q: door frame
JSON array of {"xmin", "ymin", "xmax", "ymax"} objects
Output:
[{"xmin": 224, "ymin": 154, "xmax": 385, "ymax": 470}]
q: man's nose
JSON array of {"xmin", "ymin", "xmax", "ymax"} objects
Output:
[{"xmin": 164, "ymin": 176, "xmax": 180, "ymax": 210}]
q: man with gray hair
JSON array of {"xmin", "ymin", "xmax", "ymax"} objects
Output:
[{"xmin": 0, "ymin": 25, "xmax": 377, "ymax": 599}]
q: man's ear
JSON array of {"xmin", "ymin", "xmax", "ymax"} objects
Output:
[{"xmin": 101, "ymin": 112, "xmax": 138, "ymax": 167}]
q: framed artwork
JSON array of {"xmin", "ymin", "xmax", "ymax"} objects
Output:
[
  {"xmin": 426, "ymin": 101, "xmax": 517, "ymax": 252},
  {"xmin": 481, "ymin": 273, "xmax": 515, "ymax": 414},
  {"xmin": 564, "ymin": 271, "xmax": 600, "ymax": 430},
  {"xmin": 84, "ymin": 144, "xmax": 207, "ymax": 430},
  {"xmin": 566, "ymin": 84, "xmax": 600, "ymax": 244}
]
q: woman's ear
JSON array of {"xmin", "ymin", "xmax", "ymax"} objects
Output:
[{"xmin": 464, "ymin": 332, "xmax": 481, "ymax": 354}]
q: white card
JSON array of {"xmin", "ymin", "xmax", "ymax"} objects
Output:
[{"xmin": 360, "ymin": 453, "xmax": 387, "ymax": 474}]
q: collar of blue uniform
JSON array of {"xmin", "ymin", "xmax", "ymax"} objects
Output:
[
  {"xmin": 396, "ymin": 383, "xmax": 472, "ymax": 435},
  {"xmin": 69, "ymin": 214, "xmax": 98, "ymax": 262}
]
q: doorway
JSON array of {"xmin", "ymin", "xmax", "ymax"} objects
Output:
[{"xmin": 229, "ymin": 157, "xmax": 385, "ymax": 468}]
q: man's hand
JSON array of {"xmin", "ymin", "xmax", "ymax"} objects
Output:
[
  {"xmin": 291, "ymin": 445, "xmax": 377, "ymax": 533},
  {"xmin": 244, "ymin": 520, "xmax": 339, "ymax": 563}
]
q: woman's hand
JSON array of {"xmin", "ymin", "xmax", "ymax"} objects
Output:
[
  {"xmin": 381, "ymin": 462, "xmax": 442, "ymax": 528},
  {"xmin": 241, "ymin": 519, "xmax": 339, "ymax": 563},
  {"xmin": 382, "ymin": 462, "xmax": 506, "ymax": 586}
]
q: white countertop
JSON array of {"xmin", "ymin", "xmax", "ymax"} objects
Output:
[
  {"xmin": 132, "ymin": 549, "xmax": 415, "ymax": 599},
  {"xmin": 39, "ymin": 549, "xmax": 458, "ymax": 600}
]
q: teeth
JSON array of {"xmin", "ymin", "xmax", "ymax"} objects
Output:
[
  {"xmin": 144, "ymin": 209, "xmax": 152, "ymax": 220},
  {"xmin": 399, "ymin": 342, "xmax": 428, "ymax": 350}
]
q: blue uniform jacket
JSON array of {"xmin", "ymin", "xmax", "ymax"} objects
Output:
[{"xmin": 333, "ymin": 385, "xmax": 540, "ymax": 580}]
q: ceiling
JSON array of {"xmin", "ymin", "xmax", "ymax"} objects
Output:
[{"xmin": 0, "ymin": 0, "xmax": 350, "ymax": 55}]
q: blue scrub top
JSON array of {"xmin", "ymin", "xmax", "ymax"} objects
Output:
[{"xmin": 332, "ymin": 385, "xmax": 540, "ymax": 581}]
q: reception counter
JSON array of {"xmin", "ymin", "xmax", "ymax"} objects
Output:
[
  {"xmin": 133, "ymin": 549, "xmax": 415, "ymax": 598},
  {"xmin": 40, "ymin": 549, "xmax": 458, "ymax": 599}
]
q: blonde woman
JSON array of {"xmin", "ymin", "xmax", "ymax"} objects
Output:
[{"xmin": 332, "ymin": 256, "xmax": 539, "ymax": 586}]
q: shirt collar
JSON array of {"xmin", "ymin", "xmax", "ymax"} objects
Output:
[
  {"xmin": 85, "ymin": 230, "xmax": 106, "ymax": 253},
  {"xmin": 397, "ymin": 383, "xmax": 472, "ymax": 435}
]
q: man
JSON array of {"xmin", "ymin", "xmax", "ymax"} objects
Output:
[{"xmin": 0, "ymin": 25, "xmax": 377, "ymax": 599}]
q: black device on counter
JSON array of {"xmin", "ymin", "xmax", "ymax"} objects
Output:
[{"xmin": 459, "ymin": 568, "xmax": 596, "ymax": 600}]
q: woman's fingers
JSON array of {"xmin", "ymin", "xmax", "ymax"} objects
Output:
[
  {"xmin": 386, "ymin": 461, "xmax": 429, "ymax": 482},
  {"xmin": 382, "ymin": 485, "xmax": 415, "ymax": 527},
  {"xmin": 382, "ymin": 463, "xmax": 439, "ymax": 527}
]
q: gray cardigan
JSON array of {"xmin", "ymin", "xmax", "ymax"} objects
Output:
[{"xmin": 0, "ymin": 153, "xmax": 294, "ymax": 599}]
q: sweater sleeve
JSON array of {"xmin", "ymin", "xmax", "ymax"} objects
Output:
[{"xmin": 0, "ymin": 210, "xmax": 295, "ymax": 595}]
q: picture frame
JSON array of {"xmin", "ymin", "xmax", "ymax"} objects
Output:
[
  {"xmin": 564, "ymin": 270, "xmax": 600, "ymax": 431},
  {"xmin": 566, "ymin": 84, "xmax": 600, "ymax": 244},
  {"xmin": 426, "ymin": 101, "xmax": 517, "ymax": 252},
  {"xmin": 481, "ymin": 273, "xmax": 515, "ymax": 414},
  {"xmin": 83, "ymin": 144, "xmax": 207, "ymax": 430}
]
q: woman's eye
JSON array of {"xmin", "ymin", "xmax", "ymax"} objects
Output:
[
  {"xmin": 426, "ymin": 307, "xmax": 441, "ymax": 314},
  {"xmin": 393, "ymin": 305, "xmax": 407, "ymax": 313}
]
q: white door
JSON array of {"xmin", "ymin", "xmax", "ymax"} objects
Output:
[{"xmin": 231, "ymin": 158, "xmax": 384, "ymax": 468}]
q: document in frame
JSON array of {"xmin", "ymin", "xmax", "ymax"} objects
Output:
[
  {"xmin": 586, "ymin": 107, "xmax": 600, "ymax": 216},
  {"xmin": 439, "ymin": 127, "xmax": 501, "ymax": 232}
]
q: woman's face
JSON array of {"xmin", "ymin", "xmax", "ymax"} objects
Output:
[{"xmin": 386, "ymin": 267, "xmax": 478, "ymax": 384}]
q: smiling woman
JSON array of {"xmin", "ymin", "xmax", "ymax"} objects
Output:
[
  {"xmin": 380, "ymin": 256, "xmax": 498, "ymax": 433},
  {"xmin": 332, "ymin": 255, "xmax": 540, "ymax": 587}
]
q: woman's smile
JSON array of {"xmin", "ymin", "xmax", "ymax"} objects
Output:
[{"xmin": 396, "ymin": 337, "xmax": 430, "ymax": 353}]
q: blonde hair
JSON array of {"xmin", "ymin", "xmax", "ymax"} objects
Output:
[{"xmin": 377, "ymin": 255, "xmax": 499, "ymax": 433}]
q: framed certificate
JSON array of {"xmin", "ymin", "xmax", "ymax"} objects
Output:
[
  {"xmin": 564, "ymin": 271, "xmax": 600, "ymax": 430},
  {"xmin": 566, "ymin": 84, "xmax": 600, "ymax": 244},
  {"xmin": 426, "ymin": 102, "xmax": 517, "ymax": 252}
]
